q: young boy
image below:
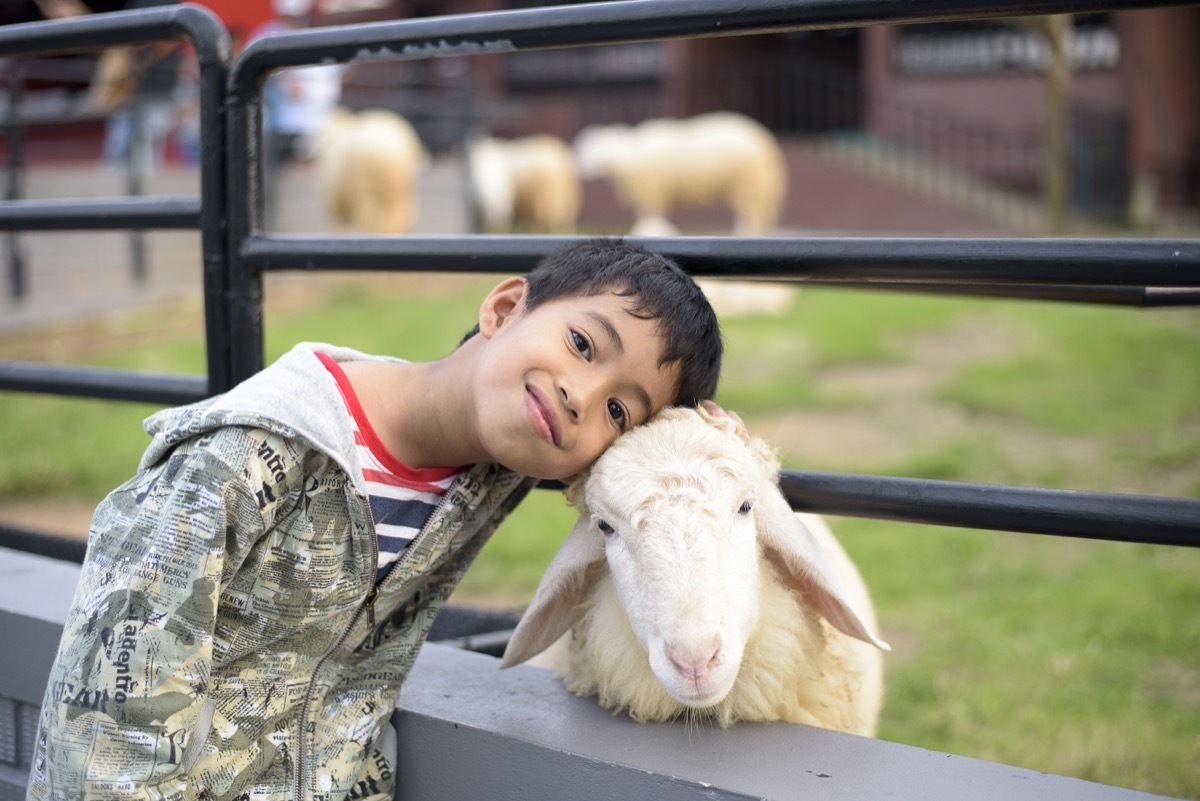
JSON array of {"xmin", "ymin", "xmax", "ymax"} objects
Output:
[{"xmin": 28, "ymin": 238, "xmax": 723, "ymax": 801}]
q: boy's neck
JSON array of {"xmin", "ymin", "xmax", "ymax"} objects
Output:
[{"xmin": 339, "ymin": 352, "xmax": 479, "ymax": 470}]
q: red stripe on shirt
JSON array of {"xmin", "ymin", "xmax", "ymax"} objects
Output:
[
  {"xmin": 317, "ymin": 351, "xmax": 461, "ymax": 483},
  {"xmin": 361, "ymin": 467, "xmax": 454, "ymax": 493}
]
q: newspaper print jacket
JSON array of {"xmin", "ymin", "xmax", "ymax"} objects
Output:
[{"xmin": 27, "ymin": 343, "xmax": 537, "ymax": 801}]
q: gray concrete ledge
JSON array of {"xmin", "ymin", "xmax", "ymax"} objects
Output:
[
  {"xmin": 0, "ymin": 547, "xmax": 1175, "ymax": 801},
  {"xmin": 0, "ymin": 548, "xmax": 79, "ymax": 705},
  {"xmin": 394, "ymin": 643, "xmax": 1174, "ymax": 801}
]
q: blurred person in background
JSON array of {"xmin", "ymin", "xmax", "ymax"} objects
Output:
[
  {"xmin": 35, "ymin": 0, "xmax": 183, "ymax": 175},
  {"xmin": 249, "ymin": 0, "xmax": 344, "ymax": 228}
]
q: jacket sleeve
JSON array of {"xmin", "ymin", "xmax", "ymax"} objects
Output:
[{"xmin": 27, "ymin": 426, "xmax": 287, "ymax": 801}]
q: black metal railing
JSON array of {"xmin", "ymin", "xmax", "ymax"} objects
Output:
[
  {"xmin": 0, "ymin": 52, "xmax": 187, "ymax": 291},
  {"xmin": 1, "ymin": 5, "xmax": 1198, "ymax": 800},
  {"xmin": 0, "ymin": 3, "xmax": 229, "ymax": 403},
  {"xmin": 1, "ymin": 1, "xmax": 1198, "ymax": 556}
]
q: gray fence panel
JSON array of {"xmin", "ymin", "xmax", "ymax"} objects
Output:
[
  {"xmin": 0, "ymin": 3, "xmax": 231, "ymax": 398},
  {"xmin": 0, "ymin": 549, "xmax": 80, "ymax": 801}
]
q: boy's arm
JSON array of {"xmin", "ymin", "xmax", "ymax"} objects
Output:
[{"xmin": 28, "ymin": 427, "xmax": 279, "ymax": 800}]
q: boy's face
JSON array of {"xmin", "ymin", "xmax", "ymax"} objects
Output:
[{"xmin": 473, "ymin": 279, "xmax": 680, "ymax": 480}]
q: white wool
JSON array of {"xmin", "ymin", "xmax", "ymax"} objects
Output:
[
  {"xmin": 466, "ymin": 134, "xmax": 581, "ymax": 233},
  {"xmin": 503, "ymin": 407, "xmax": 887, "ymax": 735},
  {"xmin": 465, "ymin": 138, "xmax": 516, "ymax": 233},
  {"xmin": 574, "ymin": 111, "xmax": 787, "ymax": 236},
  {"xmin": 314, "ymin": 107, "xmax": 424, "ymax": 235},
  {"xmin": 626, "ymin": 214, "xmax": 679, "ymax": 238},
  {"xmin": 695, "ymin": 279, "xmax": 795, "ymax": 318}
]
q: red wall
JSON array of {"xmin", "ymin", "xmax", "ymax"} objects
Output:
[{"xmin": 190, "ymin": 0, "xmax": 273, "ymax": 45}]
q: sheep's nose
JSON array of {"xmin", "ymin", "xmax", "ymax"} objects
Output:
[{"xmin": 666, "ymin": 639, "xmax": 720, "ymax": 681}]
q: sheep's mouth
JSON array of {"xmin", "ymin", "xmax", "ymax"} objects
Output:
[
  {"xmin": 670, "ymin": 685, "xmax": 733, "ymax": 709},
  {"xmin": 661, "ymin": 676, "xmax": 735, "ymax": 709}
]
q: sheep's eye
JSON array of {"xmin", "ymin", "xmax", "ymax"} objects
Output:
[
  {"xmin": 738, "ymin": 500, "xmax": 754, "ymax": 515},
  {"xmin": 596, "ymin": 519, "xmax": 615, "ymax": 536}
]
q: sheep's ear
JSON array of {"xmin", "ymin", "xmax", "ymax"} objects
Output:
[
  {"xmin": 757, "ymin": 492, "xmax": 891, "ymax": 651},
  {"xmin": 500, "ymin": 513, "xmax": 606, "ymax": 668}
]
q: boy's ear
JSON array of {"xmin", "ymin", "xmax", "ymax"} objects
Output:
[{"xmin": 479, "ymin": 277, "xmax": 528, "ymax": 338}]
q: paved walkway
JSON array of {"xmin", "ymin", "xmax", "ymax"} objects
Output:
[
  {"xmin": 0, "ymin": 158, "xmax": 471, "ymax": 335},
  {"xmin": 0, "ymin": 140, "xmax": 1022, "ymax": 336}
]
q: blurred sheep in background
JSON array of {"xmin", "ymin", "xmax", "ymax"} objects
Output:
[
  {"xmin": 574, "ymin": 111, "xmax": 787, "ymax": 237},
  {"xmin": 466, "ymin": 134, "xmax": 581, "ymax": 234},
  {"xmin": 314, "ymin": 107, "xmax": 424, "ymax": 235}
]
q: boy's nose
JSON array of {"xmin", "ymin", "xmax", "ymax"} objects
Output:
[{"xmin": 559, "ymin": 374, "xmax": 604, "ymax": 422}]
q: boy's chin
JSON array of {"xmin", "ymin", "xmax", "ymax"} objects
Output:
[
  {"xmin": 497, "ymin": 457, "xmax": 583, "ymax": 484},
  {"xmin": 508, "ymin": 465, "xmax": 571, "ymax": 483}
]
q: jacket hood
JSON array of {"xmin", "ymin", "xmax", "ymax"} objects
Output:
[{"xmin": 140, "ymin": 342, "xmax": 405, "ymax": 479}]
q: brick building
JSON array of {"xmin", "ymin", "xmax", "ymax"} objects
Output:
[
  {"xmin": 4, "ymin": 1, "xmax": 1197, "ymax": 220},
  {"xmin": 313, "ymin": 1, "xmax": 1197, "ymax": 219}
]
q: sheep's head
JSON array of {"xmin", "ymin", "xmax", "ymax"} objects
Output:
[
  {"xmin": 465, "ymin": 138, "xmax": 516, "ymax": 232},
  {"xmin": 572, "ymin": 124, "xmax": 630, "ymax": 179},
  {"xmin": 577, "ymin": 406, "xmax": 766, "ymax": 707},
  {"xmin": 312, "ymin": 106, "xmax": 355, "ymax": 156},
  {"xmin": 502, "ymin": 406, "xmax": 886, "ymax": 714}
]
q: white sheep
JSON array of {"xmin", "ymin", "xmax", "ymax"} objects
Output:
[
  {"xmin": 574, "ymin": 111, "xmax": 787, "ymax": 236},
  {"xmin": 314, "ymin": 107, "xmax": 424, "ymax": 235},
  {"xmin": 466, "ymin": 134, "xmax": 581, "ymax": 233},
  {"xmin": 501, "ymin": 406, "xmax": 888, "ymax": 735}
]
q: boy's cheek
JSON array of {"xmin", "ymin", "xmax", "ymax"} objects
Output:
[{"xmin": 558, "ymin": 439, "xmax": 612, "ymax": 481}]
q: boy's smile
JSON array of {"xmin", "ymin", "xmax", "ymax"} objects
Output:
[
  {"xmin": 526, "ymin": 383, "xmax": 562, "ymax": 446},
  {"xmin": 473, "ymin": 279, "xmax": 680, "ymax": 480}
]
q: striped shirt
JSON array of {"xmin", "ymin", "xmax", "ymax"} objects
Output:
[{"xmin": 317, "ymin": 352, "xmax": 464, "ymax": 585}]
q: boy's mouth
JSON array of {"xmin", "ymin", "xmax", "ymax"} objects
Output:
[{"xmin": 525, "ymin": 385, "xmax": 561, "ymax": 447}]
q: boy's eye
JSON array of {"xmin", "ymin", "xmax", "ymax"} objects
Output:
[
  {"xmin": 571, "ymin": 330, "xmax": 591, "ymax": 360},
  {"xmin": 607, "ymin": 399, "xmax": 628, "ymax": 428}
]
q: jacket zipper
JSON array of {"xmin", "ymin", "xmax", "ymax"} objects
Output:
[
  {"xmin": 363, "ymin": 494, "xmax": 380, "ymax": 628},
  {"xmin": 294, "ymin": 477, "xmax": 465, "ymax": 800},
  {"xmin": 293, "ymin": 492, "xmax": 376, "ymax": 801},
  {"xmin": 375, "ymin": 474, "xmax": 461, "ymax": 596}
]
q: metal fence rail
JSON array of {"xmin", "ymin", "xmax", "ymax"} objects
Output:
[
  {"xmin": 0, "ymin": 4, "xmax": 230, "ymax": 402},
  {"xmin": 239, "ymin": 232, "xmax": 1200, "ymax": 290},
  {"xmin": 780, "ymin": 471, "xmax": 1200, "ymax": 547},
  {"xmin": 0, "ymin": 1, "xmax": 1195, "ymax": 546},
  {"xmin": 217, "ymin": 0, "xmax": 1200, "ymax": 552},
  {"xmin": 0, "ymin": 196, "xmax": 201, "ymax": 230},
  {"xmin": 0, "ymin": 2, "xmax": 1198, "ymax": 796}
]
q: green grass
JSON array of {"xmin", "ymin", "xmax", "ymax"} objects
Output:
[
  {"xmin": 943, "ymin": 303, "xmax": 1200, "ymax": 435},
  {"xmin": 262, "ymin": 274, "xmax": 498, "ymax": 363},
  {"xmin": 842, "ymin": 518, "xmax": 1200, "ymax": 798},
  {"xmin": 2, "ymin": 277, "xmax": 1198, "ymax": 797},
  {"xmin": 0, "ymin": 394, "xmax": 156, "ymax": 501}
]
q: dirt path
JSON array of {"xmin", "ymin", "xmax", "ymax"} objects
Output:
[
  {"xmin": 747, "ymin": 314, "xmax": 1198, "ymax": 499},
  {"xmin": 3, "ymin": 500, "xmax": 96, "ymax": 541}
]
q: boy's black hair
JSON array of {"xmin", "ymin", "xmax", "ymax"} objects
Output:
[
  {"xmin": 529, "ymin": 238, "xmax": 722, "ymax": 406},
  {"xmin": 503, "ymin": 238, "xmax": 723, "ymax": 406}
]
